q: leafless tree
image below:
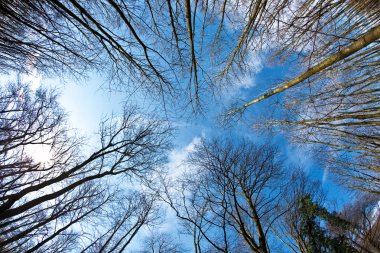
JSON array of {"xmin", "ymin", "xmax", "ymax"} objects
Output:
[
  {"xmin": 163, "ymin": 139, "xmax": 286, "ymax": 253},
  {"xmin": 138, "ymin": 232, "xmax": 186, "ymax": 253},
  {"xmin": 339, "ymin": 194, "xmax": 380, "ymax": 253},
  {"xmin": 272, "ymin": 170, "xmax": 327, "ymax": 253},
  {"xmin": 0, "ymin": 0, "xmax": 190, "ymax": 104},
  {"xmin": 226, "ymin": 0, "xmax": 380, "ymax": 195},
  {"xmin": 80, "ymin": 192, "xmax": 161, "ymax": 253},
  {"xmin": 0, "ymin": 81, "xmax": 171, "ymax": 252},
  {"xmin": 3, "ymin": 1, "xmax": 378, "ymax": 109}
]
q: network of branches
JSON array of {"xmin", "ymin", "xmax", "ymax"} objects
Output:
[{"xmin": 0, "ymin": 0, "xmax": 379, "ymax": 252}]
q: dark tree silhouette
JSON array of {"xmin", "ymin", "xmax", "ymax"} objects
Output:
[
  {"xmin": 163, "ymin": 139, "xmax": 285, "ymax": 253},
  {"xmin": 0, "ymin": 82, "xmax": 171, "ymax": 252}
]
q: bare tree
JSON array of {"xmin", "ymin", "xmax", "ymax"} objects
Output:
[
  {"xmin": 271, "ymin": 171, "xmax": 325, "ymax": 253},
  {"xmin": 2, "ymin": 0, "xmax": 378, "ymax": 112},
  {"xmin": 163, "ymin": 139, "xmax": 285, "ymax": 253},
  {"xmin": 226, "ymin": 1, "xmax": 380, "ymax": 194},
  {"xmin": 339, "ymin": 194, "xmax": 380, "ymax": 253},
  {"xmin": 138, "ymin": 232, "xmax": 186, "ymax": 253},
  {"xmin": 0, "ymin": 81, "xmax": 171, "ymax": 251},
  {"xmin": 80, "ymin": 192, "xmax": 161, "ymax": 253},
  {"xmin": 0, "ymin": 0, "xmax": 190, "ymax": 104},
  {"xmin": 238, "ymin": 34, "xmax": 380, "ymax": 194}
]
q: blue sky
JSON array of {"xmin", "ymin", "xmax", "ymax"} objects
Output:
[
  {"xmin": 1, "ymin": 1, "xmax": 378, "ymax": 252},
  {"xmin": 38, "ymin": 55, "xmax": 348, "ymax": 205},
  {"xmin": 11, "ymin": 45, "xmax": 350, "ymax": 205},
  {"xmin": 0, "ymin": 47, "xmax": 352, "ymax": 252},
  {"xmin": 0, "ymin": 10, "xmax": 352, "ymax": 246}
]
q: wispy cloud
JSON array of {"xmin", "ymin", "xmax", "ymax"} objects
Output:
[
  {"xmin": 22, "ymin": 68, "xmax": 42, "ymax": 90},
  {"xmin": 167, "ymin": 134, "xmax": 203, "ymax": 179}
]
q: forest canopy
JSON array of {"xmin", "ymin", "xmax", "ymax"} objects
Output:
[{"xmin": 0, "ymin": 0, "xmax": 379, "ymax": 252}]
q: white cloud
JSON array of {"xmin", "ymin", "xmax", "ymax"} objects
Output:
[
  {"xmin": 234, "ymin": 51, "xmax": 263, "ymax": 89},
  {"xmin": 22, "ymin": 68, "xmax": 42, "ymax": 90},
  {"xmin": 167, "ymin": 135, "xmax": 203, "ymax": 179},
  {"xmin": 322, "ymin": 167, "xmax": 329, "ymax": 184},
  {"xmin": 146, "ymin": 136, "xmax": 206, "ymax": 251},
  {"xmin": 0, "ymin": 68, "xmax": 42, "ymax": 90}
]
